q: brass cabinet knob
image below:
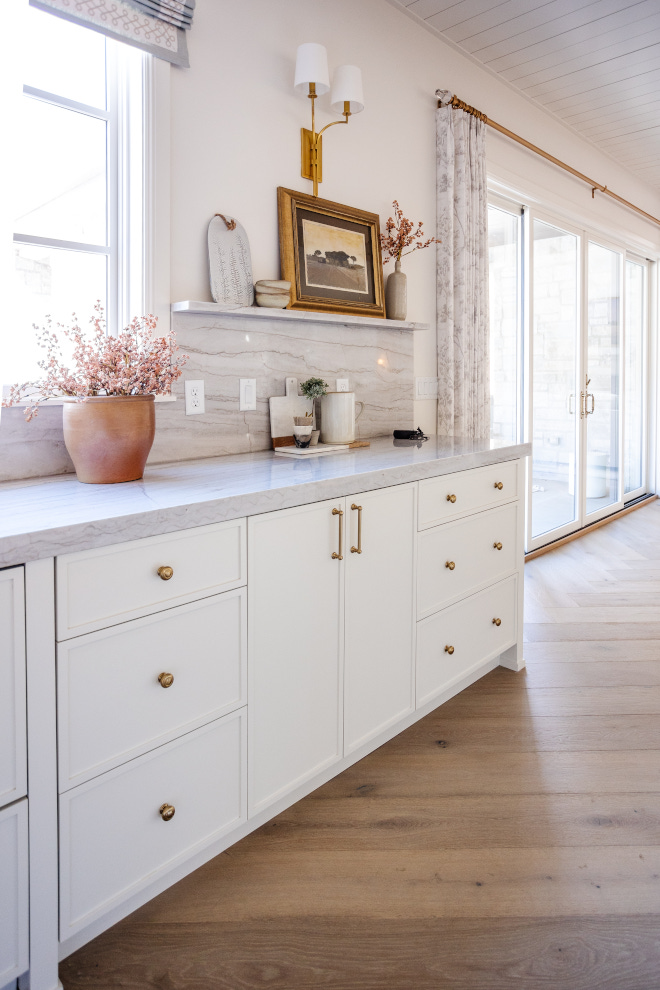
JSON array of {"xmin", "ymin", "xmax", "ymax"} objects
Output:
[
  {"xmin": 444, "ymin": 645, "xmax": 455, "ymax": 655},
  {"xmin": 494, "ymin": 482, "xmax": 504, "ymax": 490},
  {"xmin": 158, "ymin": 672, "xmax": 174, "ymax": 689},
  {"xmin": 159, "ymin": 803, "xmax": 175, "ymax": 821},
  {"xmin": 445, "ymin": 560, "xmax": 456, "ymax": 570},
  {"xmin": 493, "ymin": 542, "xmax": 503, "ymax": 551},
  {"xmin": 492, "ymin": 617, "xmax": 502, "ymax": 627},
  {"xmin": 446, "ymin": 494, "xmax": 457, "ymax": 503},
  {"xmin": 157, "ymin": 566, "xmax": 174, "ymax": 581}
]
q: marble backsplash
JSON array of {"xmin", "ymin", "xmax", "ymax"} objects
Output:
[{"xmin": 0, "ymin": 309, "xmax": 414, "ymax": 483}]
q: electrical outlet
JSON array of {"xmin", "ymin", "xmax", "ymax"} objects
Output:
[
  {"xmin": 336, "ymin": 379, "xmax": 349, "ymax": 392},
  {"xmin": 285, "ymin": 377, "xmax": 298, "ymax": 397},
  {"xmin": 239, "ymin": 378, "xmax": 257, "ymax": 411},
  {"xmin": 184, "ymin": 380, "xmax": 205, "ymax": 415}
]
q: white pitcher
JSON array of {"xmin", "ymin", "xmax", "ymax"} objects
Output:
[{"xmin": 320, "ymin": 392, "xmax": 364, "ymax": 444}]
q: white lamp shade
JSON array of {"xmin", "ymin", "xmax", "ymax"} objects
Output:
[
  {"xmin": 330, "ymin": 65, "xmax": 364, "ymax": 114},
  {"xmin": 294, "ymin": 43, "xmax": 330, "ymax": 95}
]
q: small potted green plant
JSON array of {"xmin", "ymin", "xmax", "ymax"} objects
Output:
[{"xmin": 300, "ymin": 378, "xmax": 328, "ymax": 445}]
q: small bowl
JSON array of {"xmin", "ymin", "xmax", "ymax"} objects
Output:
[{"xmin": 255, "ymin": 292, "xmax": 289, "ymax": 309}]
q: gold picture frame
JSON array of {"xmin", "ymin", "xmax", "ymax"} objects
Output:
[{"xmin": 277, "ymin": 187, "xmax": 385, "ymax": 319}]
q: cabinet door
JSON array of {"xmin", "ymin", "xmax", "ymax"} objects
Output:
[
  {"xmin": 0, "ymin": 568, "xmax": 27, "ymax": 806},
  {"xmin": 344, "ymin": 484, "xmax": 415, "ymax": 754},
  {"xmin": 248, "ymin": 499, "xmax": 343, "ymax": 816},
  {"xmin": 0, "ymin": 799, "xmax": 29, "ymax": 986}
]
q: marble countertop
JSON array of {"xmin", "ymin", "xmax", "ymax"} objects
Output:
[{"xmin": 0, "ymin": 436, "xmax": 530, "ymax": 567}]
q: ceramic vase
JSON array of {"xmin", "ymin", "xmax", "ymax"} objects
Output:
[
  {"xmin": 385, "ymin": 259, "xmax": 407, "ymax": 321},
  {"xmin": 62, "ymin": 394, "xmax": 156, "ymax": 484}
]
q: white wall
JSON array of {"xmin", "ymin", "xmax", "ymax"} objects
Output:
[{"xmin": 168, "ymin": 0, "xmax": 660, "ymax": 434}]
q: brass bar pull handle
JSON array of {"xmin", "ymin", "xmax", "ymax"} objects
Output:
[
  {"xmin": 444, "ymin": 645, "xmax": 454, "ymax": 655},
  {"xmin": 157, "ymin": 566, "xmax": 174, "ymax": 581},
  {"xmin": 445, "ymin": 560, "xmax": 455, "ymax": 570},
  {"xmin": 158, "ymin": 672, "xmax": 174, "ymax": 689},
  {"xmin": 492, "ymin": 617, "xmax": 502, "ymax": 627},
  {"xmin": 494, "ymin": 482, "xmax": 503, "ymax": 490},
  {"xmin": 332, "ymin": 508, "xmax": 344, "ymax": 560},
  {"xmin": 350, "ymin": 504, "xmax": 362, "ymax": 554},
  {"xmin": 159, "ymin": 803, "xmax": 175, "ymax": 821},
  {"xmin": 446, "ymin": 494, "xmax": 457, "ymax": 503},
  {"xmin": 493, "ymin": 542, "xmax": 503, "ymax": 550}
]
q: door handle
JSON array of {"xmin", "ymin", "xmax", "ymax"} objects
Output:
[
  {"xmin": 568, "ymin": 394, "xmax": 574, "ymax": 415},
  {"xmin": 331, "ymin": 507, "xmax": 343, "ymax": 560},
  {"xmin": 586, "ymin": 392, "xmax": 595, "ymax": 415},
  {"xmin": 350, "ymin": 504, "xmax": 362, "ymax": 554}
]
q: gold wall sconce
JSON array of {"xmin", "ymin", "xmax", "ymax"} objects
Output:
[{"xmin": 294, "ymin": 43, "xmax": 364, "ymax": 197}]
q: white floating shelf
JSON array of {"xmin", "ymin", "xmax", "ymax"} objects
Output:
[{"xmin": 171, "ymin": 301, "xmax": 428, "ymax": 332}]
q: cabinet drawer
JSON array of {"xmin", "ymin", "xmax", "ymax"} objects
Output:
[
  {"xmin": 417, "ymin": 503, "xmax": 518, "ymax": 619},
  {"xmin": 0, "ymin": 799, "xmax": 29, "ymax": 987},
  {"xmin": 417, "ymin": 577, "xmax": 517, "ymax": 707},
  {"xmin": 0, "ymin": 569, "xmax": 27, "ymax": 806},
  {"xmin": 56, "ymin": 518, "xmax": 246, "ymax": 639},
  {"xmin": 58, "ymin": 589, "xmax": 246, "ymax": 789},
  {"xmin": 60, "ymin": 711, "xmax": 247, "ymax": 938},
  {"xmin": 418, "ymin": 460, "xmax": 519, "ymax": 530}
]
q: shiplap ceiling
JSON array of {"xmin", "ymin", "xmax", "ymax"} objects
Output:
[{"xmin": 394, "ymin": 0, "xmax": 660, "ymax": 190}]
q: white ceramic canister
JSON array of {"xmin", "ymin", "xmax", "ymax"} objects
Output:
[{"xmin": 320, "ymin": 392, "xmax": 364, "ymax": 444}]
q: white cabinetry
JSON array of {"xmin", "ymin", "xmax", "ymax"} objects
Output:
[
  {"xmin": 248, "ymin": 484, "xmax": 416, "ymax": 815},
  {"xmin": 248, "ymin": 499, "xmax": 344, "ymax": 816},
  {"xmin": 0, "ymin": 799, "xmax": 29, "ymax": 987},
  {"xmin": 55, "ymin": 520, "xmax": 248, "ymax": 944},
  {"xmin": 0, "ymin": 568, "xmax": 26, "ymax": 807},
  {"xmin": 15, "ymin": 453, "xmax": 525, "ymax": 979},
  {"xmin": 344, "ymin": 484, "xmax": 415, "ymax": 754},
  {"xmin": 0, "ymin": 567, "xmax": 28, "ymax": 986},
  {"xmin": 415, "ymin": 461, "xmax": 523, "ymax": 705},
  {"xmin": 59, "ymin": 712, "xmax": 246, "ymax": 938}
]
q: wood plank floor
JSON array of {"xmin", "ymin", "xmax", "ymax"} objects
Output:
[{"xmin": 60, "ymin": 505, "xmax": 660, "ymax": 990}]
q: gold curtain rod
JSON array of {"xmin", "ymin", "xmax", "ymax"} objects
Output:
[{"xmin": 438, "ymin": 94, "xmax": 660, "ymax": 230}]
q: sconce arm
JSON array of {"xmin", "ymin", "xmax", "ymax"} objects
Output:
[{"xmin": 316, "ymin": 112, "xmax": 351, "ymax": 137}]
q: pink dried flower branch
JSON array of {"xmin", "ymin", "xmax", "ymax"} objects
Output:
[
  {"xmin": 2, "ymin": 302, "xmax": 188, "ymax": 421},
  {"xmin": 379, "ymin": 200, "xmax": 440, "ymax": 265}
]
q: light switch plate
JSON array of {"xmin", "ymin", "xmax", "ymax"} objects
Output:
[
  {"xmin": 285, "ymin": 377, "xmax": 298, "ymax": 397},
  {"xmin": 184, "ymin": 380, "xmax": 205, "ymax": 414},
  {"xmin": 415, "ymin": 377, "xmax": 439, "ymax": 399},
  {"xmin": 336, "ymin": 379, "xmax": 349, "ymax": 392},
  {"xmin": 239, "ymin": 378, "xmax": 257, "ymax": 411}
]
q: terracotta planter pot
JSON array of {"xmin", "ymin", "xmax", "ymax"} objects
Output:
[{"xmin": 63, "ymin": 395, "xmax": 156, "ymax": 484}]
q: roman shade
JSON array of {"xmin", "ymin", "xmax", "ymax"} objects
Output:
[{"xmin": 30, "ymin": 0, "xmax": 194, "ymax": 67}]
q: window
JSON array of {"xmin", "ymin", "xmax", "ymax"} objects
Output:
[{"xmin": 8, "ymin": 6, "xmax": 146, "ymax": 384}]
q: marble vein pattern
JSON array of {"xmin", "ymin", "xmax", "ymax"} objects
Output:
[
  {"xmin": 0, "ymin": 437, "xmax": 530, "ymax": 567},
  {"xmin": 0, "ymin": 310, "xmax": 414, "ymax": 482}
]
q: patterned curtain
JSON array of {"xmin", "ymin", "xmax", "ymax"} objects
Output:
[
  {"xmin": 435, "ymin": 90, "xmax": 489, "ymax": 438},
  {"xmin": 30, "ymin": 0, "xmax": 194, "ymax": 67}
]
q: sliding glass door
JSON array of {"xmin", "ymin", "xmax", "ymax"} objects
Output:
[
  {"xmin": 488, "ymin": 203, "xmax": 651, "ymax": 552},
  {"xmin": 530, "ymin": 219, "xmax": 580, "ymax": 543},
  {"xmin": 584, "ymin": 241, "xmax": 623, "ymax": 524}
]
